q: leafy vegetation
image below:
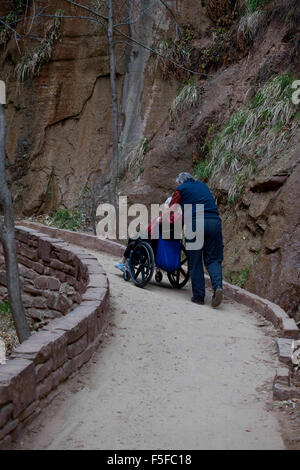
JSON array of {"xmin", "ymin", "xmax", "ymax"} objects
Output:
[
  {"xmin": 0, "ymin": 301, "xmax": 14, "ymax": 329},
  {"xmin": 150, "ymin": 24, "xmax": 196, "ymax": 81},
  {"xmin": 50, "ymin": 209, "xmax": 83, "ymax": 231},
  {"xmin": 244, "ymin": 0, "xmax": 273, "ymax": 13},
  {"xmin": 195, "ymin": 160, "xmax": 212, "ymax": 181},
  {"xmin": 0, "ymin": 0, "xmax": 26, "ymax": 45},
  {"xmin": 203, "ymin": 73, "xmax": 298, "ymax": 202},
  {"xmin": 15, "ymin": 10, "xmax": 63, "ymax": 81},
  {"xmin": 0, "ymin": 301, "xmax": 12, "ymax": 318},
  {"xmin": 233, "ymin": 267, "xmax": 251, "ymax": 287}
]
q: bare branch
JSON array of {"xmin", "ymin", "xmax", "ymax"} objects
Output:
[
  {"xmin": 64, "ymin": 0, "xmax": 108, "ymax": 21},
  {"xmin": 114, "ymin": 26, "xmax": 206, "ymax": 77},
  {"xmin": 158, "ymin": 0, "xmax": 182, "ymax": 39}
]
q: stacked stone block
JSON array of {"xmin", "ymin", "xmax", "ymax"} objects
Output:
[
  {"xmin": 0, "ymin": 227, "xmax": 90, "ymax": 327},
  {"xmin": 0, "ymin": 227, "xmax": 109, "ymax": 448}
]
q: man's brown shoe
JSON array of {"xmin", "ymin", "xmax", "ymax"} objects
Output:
[{"xmin": 211, "ymin": 288, "xmax": 223, "ymax": 308}]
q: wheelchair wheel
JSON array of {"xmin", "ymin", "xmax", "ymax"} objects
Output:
[
  {"xmin": 155, "ymin": 271, "xmax": 163, "ymax": 283},
  {"xmin": 123, "ymin": 270, "xmax": 130, "ymax": 281},
  {"xmin": 128, "ymin": 241, "xmax": 155, "ymax": 288},
  {"xmin": 167, "ymin": 244, "xmax": 189, "ymax": 289}
]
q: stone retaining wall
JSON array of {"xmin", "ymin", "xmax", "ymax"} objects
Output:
[
  {"xmin": 0, "ymin": 227, "xmax": 88, "ymax": 327},
  {"xmin": 0, "ymin": 226, "xmax": 109, "ymax": 448}
]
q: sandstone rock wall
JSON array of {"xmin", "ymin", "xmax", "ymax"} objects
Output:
[{"xmin": 0, "ymin": 0, "xmax": 299, "ymax": 319}]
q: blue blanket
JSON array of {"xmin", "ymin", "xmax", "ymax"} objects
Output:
[{"xmin": 155, "ymin": 239, "xmax": 181, "ymax": 272}]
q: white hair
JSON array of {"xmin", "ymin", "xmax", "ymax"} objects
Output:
[
  {"xmin": 175, "ymin": 172, "xmax": 194, "ymax": 184},
  {"xmin": 164, "ymin": 197, "xmax": 172, "ymax": 207}
]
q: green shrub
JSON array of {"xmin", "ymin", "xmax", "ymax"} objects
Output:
[
  {"xmin": 0, "ymin": 301, "xmax": 11, "ymax": 315},
  {"xmin": 50, "ymin": 209, "xmax": 82, "ymax": 231},
  {"xmin": 0, "ymin": 301, "xmax": 13, "ymax": 327},
  {"xmin": 195, "ymin": 161, "xmax": 212, "ymax": 180},
  {"xmin": 0, "ymin": 1, "xmax": 26, "ymax": 45},
  {"xmin": 244, "ymin": 0, "xmax": 273, "ymax": 13},
  {"xmin": 234, "ymin": 267, "xmax": 251, "ymax": 287}
]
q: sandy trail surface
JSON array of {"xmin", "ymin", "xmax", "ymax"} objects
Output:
[{"xmin": 13, "ymin": 249, "xmax": 284, "ymax": 450}]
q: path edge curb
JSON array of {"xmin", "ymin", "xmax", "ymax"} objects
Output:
[{"xmin": 19, "ymin": 221, "xmax": 300, "ymax": 401}]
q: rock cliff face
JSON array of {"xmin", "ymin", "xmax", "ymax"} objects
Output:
[{"xmin": 0, "ymin": 0, "xmax": 299, "ymax": 319}]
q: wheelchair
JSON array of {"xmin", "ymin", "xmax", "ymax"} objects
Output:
[{"xmin": 123, "ymin": 238, "xmax": 190, "ymax": 289}]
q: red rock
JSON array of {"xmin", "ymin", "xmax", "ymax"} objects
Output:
[
  {"xmin": 18, "ymin": 256, "xmax": 44, "ymax": 274},
  {"xmin": 18, "ymin": 266, "xmax": 38, "ymax": 281},
  {"xmin": 0, "ymin": 434, "xmax": 12, "ymax": 450},
  {"xmin": 32, "ymin": 297, "xmax": 47, "ymax": 309},
  {"xmin": 50, "ymin": 259, "xmax": 65, "ymax": 272},
  {"xmin": 0, "ymin": 419, "xmax": 19, "ymax": 441},
  {"xmin": 0, "ymin": 359, "xmax": 35, "ymax": 418},
  {"xmin": 10, "ymin": 332, "xmax": 54, "ymax": 363},
  {"xmin": 275, "ymin": 368, "xmax": 290, "ymax": 387},
  {"xmin": 46, "ymin": 292, "xmax": 59, "ymax": 310},
  {"xmin": 86, "ymin": 310, "xmax": 98, "ymax": 343},
  {"xmin": 56, "ymin": 294, "xmax": 72, "ymax": 314},
  {"xmin": 51, "ymin": 330, "xmax": 68, "ymax": 370},
  {"xmin": 51, "ymin": 365, "xmax": 67, "ymax": 388},
  {"xmin": 34, "ymin": 276, "xmax": 49, "ymax": 289},
  {"xmin": 35, "ymin": 358, "xmax": 54, "ymax": 383},
  {"xmin": 82, "ymin": 287, "xmax": 107, "ymax": 302},
  {"xmin": 48, "ymin": 277, "xmax": 61, "ymax": 291},
  {"xmin": 25, "ymin": 308, "xmax": 46, "ymax": 321},
  {"xmin": 36, "ymin": 375, "xmax": 53, "ymax": 400},
  {"xmin": 282, "ymin": 318, "xmax": 300, "ymax": 339},
  {"xmin": 18, "ymin": 245, "xmax": 39, "ymax": 262},
  {"xmin": 277, "ymin": 338, "xmax": 294, "ymax": 365},
  {"xmin": 15, "ymin": 230, "xmax": 29, "ymax": 244},
  {"xmin": 0, "ymin": 403, "xmax": 13, "ymax": 429},
  {"xmin": 38, "ymin": 239, "xmax": 51, "ymax": 262},
  {"xmin": 273, "ymin": 382, "xmax": 300, "ymax": 400},
  {"xmin": 0, "ymin": 384, "xmax": 10, "ymax": 407},
  {"xmin": 63, "ymin": 264, "xmax": 76, "ymax": 276},
  {"xmin": 87, "ymin": 274, "xmax": 108, "ymax": 289},
  {"xmin": 73, "ymin": 343, "xmax": 95, "ymax": 370},
  {"xmin": 67, "ymin": 334, "xmax": 88, "ymax": 359},
  {"xmin": 17, "ymin": 400, "xmax": 39, "ymax": 422},
  {"xmin": 20, "ymin": 407, "xmax": 41, "ymax": 429}
]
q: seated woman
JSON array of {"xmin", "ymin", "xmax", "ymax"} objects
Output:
[{"xmin": 114, "ymin": 197, "xmax": 181, "ymax": 272}]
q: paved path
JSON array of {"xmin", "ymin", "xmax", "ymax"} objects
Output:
[{"xmin": 14, "ymin": 250, "xmax": 284, "ymax": 450}]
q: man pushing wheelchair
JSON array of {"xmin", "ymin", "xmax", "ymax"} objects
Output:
[{"xmin": 114, "ymin": 172, "xmax": 223, "ymax": 308}]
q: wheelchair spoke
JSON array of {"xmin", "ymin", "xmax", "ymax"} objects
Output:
[
  {"xmin": 180, "ymin": 267, "xmax": 187, "ymax": 277},
  {"xmin": 167, "ymin": 244, "xmax": 190, "ymax": 289},
  {"xmin": 128, "ymin": 241, "xmax": 155, "ymax": 287},
  {"xmin": 134, "ymin": 265, "xmax": 142, "ymax": 279}
]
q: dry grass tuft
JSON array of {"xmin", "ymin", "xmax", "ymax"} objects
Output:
[
  {"xmin": 15, "ymin": 11, "xmax": 63, "ymax": 82},
  {"xmin": 170, "ymin": 79, "xmax": 199, "ymax": 122},
  {"xmin": 203, "ymin": 73, "xmax": 299, "ymax": 202}
]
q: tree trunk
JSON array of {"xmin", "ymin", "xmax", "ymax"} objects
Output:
[
  {"xmin": 108, "ymin": 0, "xmax": 120, "ymax": 204},
  {"xmin": 0, "ymin": 104, "xmax": 30, "ymax": 343}
]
